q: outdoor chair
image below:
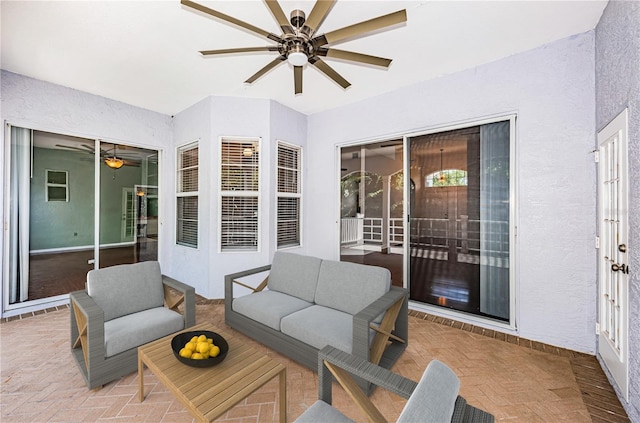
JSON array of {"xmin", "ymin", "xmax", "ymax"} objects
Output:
[
  {"xmin": 295, "ymin": 345, "xmax": 494, "ymax": 423},
  {"xmin": 70, "ymin": 261, "xmax": 195, "ymax": 389}
]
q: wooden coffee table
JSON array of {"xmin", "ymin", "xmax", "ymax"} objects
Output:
[{"xmin": 138, "ymin": 323, "xmax": 286, "ymax": 422}]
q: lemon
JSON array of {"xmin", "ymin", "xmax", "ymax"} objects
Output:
[
  {"xmin": 201, "ymin": 351, "xmax": 210, "ymax": 359},
  {"xmin": 179, "ymin": 348, "xmax": 192, "ymax": 358},
  {"xmin": 184, "ymin": 341, "xmax": 197, "ymax": 352},
  {"xmin": 197, "ymin": 334, "xmax": 207, "ymax": 343},
  {"xmin": 191, "ymin": 353, "xmax": 204, "ymax": 360},
  {"xmin": 196, "ymin": 342, "xmax": 210, "ymax": 354},
  {"xmin": 190, "ymin": 336, "xmax": 199, "ymax": 343},
  {"xmin": 210, "ymin": 345, "xmax": 221, "ymax": 357},
  {"xmin": 207, "ymin": 338, "xmax": 213, "ymax": 344}
]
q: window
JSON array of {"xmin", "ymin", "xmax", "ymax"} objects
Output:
[
  {"xmin": 220, "ymin": 138, "xmax": 260, "ymax": 251},
  {"xmin": 277, "ymin": 141, "xmax": 302, "ymax": 249},
  {"xmin": 46, "ymin": 170, "xmax": 68, "ymax": 202},
  {"xmin": 426, "ymin": 169, "xmax": 468, "ymax": 187},
  {"xmin": 176, "ymin": 142, "xmax": 198, "ymax": 248}
]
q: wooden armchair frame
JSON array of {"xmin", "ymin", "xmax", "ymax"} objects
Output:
[{"xmin": 70, "ymin": 275, "xmax": 195, "ymax": 389}]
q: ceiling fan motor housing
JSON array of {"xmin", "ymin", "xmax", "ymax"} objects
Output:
[{"xmin": 290, "ymin": 9, "xmax": 306, "ymax": 28}]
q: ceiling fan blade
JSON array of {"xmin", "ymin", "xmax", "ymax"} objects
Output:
[
  {"xmin": 301, "ymin": 0, "xmax": 336, "ymax": 37},
  {"xmin": 55, "ymin": 144, "xmax": 90, "ymax": 152},
  {"xmin": 313, "ymin": 9, "xmax": 407, "ymax": 46},
  {"xmin": 245, "ymin": 56, "xmax": 286, "ymax": 84},
  {"xmin": 200, "ymin": 46, "xmax": 280, "ymax": 56},
  {"xmin": 309, "ymin": 57, "xmax": 350, "ymax": 89},
  {"xmin": 265, "ymin": 0, "xmax": 294, "ymax": 35},
  {"xmin": 181, "ymin": 0, "xmax": 282, "ymax": 43},
  {"xmin": 294, "ymin": 66, "xmax": 303, "ymax": 94},
  {"xmin": 319, "ymin": 48, "xmax": 392, "ymax": 68}
]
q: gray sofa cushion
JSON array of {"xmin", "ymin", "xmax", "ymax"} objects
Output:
[
  {"xmin": 397, "ymin": 359, "xmax": 460, "ymax": 423},
  {"xmin": 87, "ymin": 261, "xmax": 164, "ymax": 322},
  {"xmin": 233, "ymin": 290, "xmax": 313, "ymax": 331},
  {"xmin": 281, "ymin": 305, "xmax": 354, "ymax": 354},
  {"xmin": 314, "ymin": 260, "xmax": 391, "ymax": 316},
  {"xmin": 267, "ymin": 252, "xmax": 322, "ymax": 303},
  {"xmin": 104, "ymin": 307, "xmax": 184, "ymax": 357}
]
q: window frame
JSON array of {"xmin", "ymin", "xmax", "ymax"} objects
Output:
[
  {"xmin": 218, "ymin": 136, "xmax": 261, "ymax": 253},
  {"xmin": 45, "ymin": 169, "xmax": 69, "ymax": 202},
  {"xmin": 276, "ymin": 140, "xmax": 303, "ymax": 250},
  {"xmin": 176, "ymin": 141, "xmax": 199, "ymax": 249}
]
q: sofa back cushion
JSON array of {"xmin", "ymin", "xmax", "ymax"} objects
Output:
[
  {"xmin": 267, "ymin": 252, "xmax": 322, "ymax": 303},
  {"xmin": 314, "ymin": 260, "xmax": 390, "ymax": 315},
  {"xmin": 87, "ymin": 261, "xmax": 164, "ymax": 322}
]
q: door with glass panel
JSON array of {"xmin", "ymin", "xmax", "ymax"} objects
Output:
[
  {"xmin": 407, "ymin": 119, "xmax": 513, "ymax": 322},
  {"xmin": 4, "ymin": 127, "xmax": 160, "ymax": 312},
  {"xmin": 597, "ymin": 109, "xmax": 629, "ymax": 401}
]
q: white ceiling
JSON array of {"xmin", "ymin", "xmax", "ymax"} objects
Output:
[{"xmin": 1, "ymin": 0, "xmax": 607, "ymax": 116}]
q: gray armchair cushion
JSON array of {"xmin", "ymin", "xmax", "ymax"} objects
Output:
[
  {"xmin": 232, "ymin": 290, "xmax": 313, "ymax": 331},
  {"xmin": 87, "ymin": 261, "xmax": 164, "ymax": 322},
  {"xmin": 295, "ymin": 400, "xmax": 354, "ymax": 423},
  {"xmin": 397, "ymin": 359, "xmax": 460, "ymax": 423},
  {"xmin": 104, "ymin": 306, "xmax": 184, "ymax": 357},
  {"xmin": 281, "ymin": 305, "xmax": 355, "ymax": 354},
  {"xmin": 267, "ymin": 252, "xmax": 322, "ymax": 302},
  {"xmin": 314, "ymin": 260, "xmax": 390, "ymax": 316}
]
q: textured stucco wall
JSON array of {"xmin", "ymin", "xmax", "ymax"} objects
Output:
[
  {"xmin": 307, "ymin": 32, "xmax": 597, "ymax": 353},
  {"xmin": 595, "ymin": 1, "xmax": 640, "ymax": 419}
]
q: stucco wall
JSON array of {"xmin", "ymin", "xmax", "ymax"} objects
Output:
[
  {"xmin": 595, "ymin": 0, "xmax": 640, "ymax": 419},
  {"xmin": 306, "ymin": 32, "xmax": 597, "ymax": 353}
]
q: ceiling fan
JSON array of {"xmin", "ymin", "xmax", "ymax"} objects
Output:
[
  {"xmin": 181, "ymin": 0, "xmax": 407, "ymax": 94},
  {"xmin": 55, "ymin": 143, "xmax": 141, "ymax": 168}
]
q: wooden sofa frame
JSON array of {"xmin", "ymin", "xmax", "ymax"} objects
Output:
[
  {"xmin": 225, "ymin": 264, "xmax": 408, "ymax": 394},
  {"xmin": 70, "ymin": 275, "xmax": 195, "ymax": 389}
]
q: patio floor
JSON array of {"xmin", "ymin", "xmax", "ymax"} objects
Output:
[{"xmin": 0, "ymin": 299, "xmax": 629, "ymax": 422}]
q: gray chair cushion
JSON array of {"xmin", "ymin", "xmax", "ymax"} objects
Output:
[
  {"xmin": 294, "ymin": 400, "xmax": 354, "ymax": 423},
  {"xmin": 281, "ymin": 305, "xmax": 354, "ymax": 354},
  {"xmin": 232, "ymin": 290, "xmax": 313, "ymax": 331},
  {"xmin": 87, "ymin": 261, "xmax": 164, "ymax": 322},
  {"xmin": 314, "ymin": 260, "xmax": 391, "ymax": 316},
  {"xmin": 104, "ymin": 307, "xmax": 184, "ymax": 357},
  {"xmin": 267, "ymin": 252, "xmax": 322, "ymax": 303},
  {"xmin": 397, "ymin": 359, "xmax": 460, "ymax": 423}
]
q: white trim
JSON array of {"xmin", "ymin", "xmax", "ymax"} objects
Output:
[{"xmin": 176, "ymin": 140, "xmax": 199, "ymax": 249}]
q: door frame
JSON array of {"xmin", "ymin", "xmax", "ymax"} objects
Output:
[{"xmin": 597, "ymin": 108, "xmax": 629, "ymax": 401}]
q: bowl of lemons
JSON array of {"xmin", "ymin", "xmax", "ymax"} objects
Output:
[{"xmin": 171, "ymin": 330, "xmax": 229, "ymax": 368}]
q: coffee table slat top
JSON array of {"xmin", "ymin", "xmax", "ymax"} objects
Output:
[{"xmin": 138, "ymin": 323, "xmax": 286, "ymax": 422}]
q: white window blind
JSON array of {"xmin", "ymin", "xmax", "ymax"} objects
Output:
[
  {"xmin": 220, "ymin": 138, "xmax": 260, "ymax": 251},
  {"xmin": 277, "ymin": 142, "xmax": 302, "ymax": 249},
  {"xmin": 177, "ymin": 142, "xmax": 198, "ymax": 248}
]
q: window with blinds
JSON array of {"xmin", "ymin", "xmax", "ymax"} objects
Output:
[
  {"xmin": 220, "ymin": 138, "xmax": 260, "ymax": 251},
  {"xmin": 277, "ymin": 142, "xmax": 302, "ymax": 249},
  {"xmin": 176, "ymin": 142, "xmax": 198, "ymax": 248}
]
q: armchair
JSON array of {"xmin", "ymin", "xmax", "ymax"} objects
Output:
[
  {"xmin": 70, "ymin": 261, "xmax": 195, "ymax": 389},
  {"xmin": 296, "ymin": 346, "xmax": 494, "ymax": 423}
]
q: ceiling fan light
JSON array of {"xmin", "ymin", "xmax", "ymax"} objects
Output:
[
  {"xmin": 104, "ymin": 157, "xmax": 124, "ymax": 169},
  {"xmin": 287, "ymin": 51, "xmax": 308, "ymax": 67}
]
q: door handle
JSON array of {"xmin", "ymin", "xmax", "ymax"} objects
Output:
[{"xmin": 612, "ymin": 263, "xmax": 629, "ymax": 274}]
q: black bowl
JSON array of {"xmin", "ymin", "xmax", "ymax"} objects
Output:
[{"xmin": 171, "ymin": 330, "xmax": 229, "ymax": 368}]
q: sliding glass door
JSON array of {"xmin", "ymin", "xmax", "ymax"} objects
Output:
[
  {"xmin": 4, "ymin": 126, "xmax": 160, "ymax": 312},
  {"xmin": 407, "ymin": 119, "xmax": 513, "ymax": 322}
]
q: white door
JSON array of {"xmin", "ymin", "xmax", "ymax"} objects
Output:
[{"xmin": 597, "ymin": 108, "xmax": 629, "ymax": 401}]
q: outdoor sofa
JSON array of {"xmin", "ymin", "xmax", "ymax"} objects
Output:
[{"xmin": 225, "ymin": 251, "xmax": 408, "ymax": 394}]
